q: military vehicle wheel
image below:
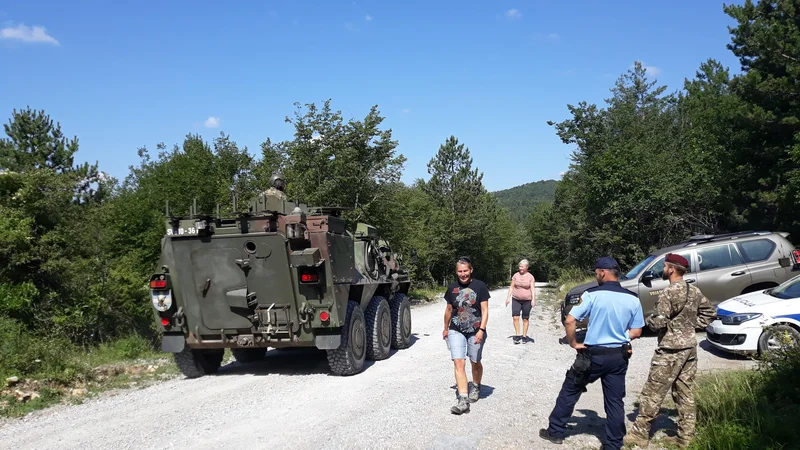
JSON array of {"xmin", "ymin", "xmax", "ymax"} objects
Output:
[
  {"xmin": 174, "ymin": 347, "xmax": 224, "ymax": 378},
  {"xmin": 365, "ymin": 296, "xmax": 392, "ymax": 360},
  {"xmin": 326, "ymin": 300, "xmax": 367, "ymax": 376},
  {"xmin": 390, "ymin": 293, "xmax": 412, "ymax": 349},
  {"xmin": 231, "ymin": 348, "xmax": 266, "ymax": 363}
]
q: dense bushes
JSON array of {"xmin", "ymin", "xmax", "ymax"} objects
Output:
[{"xmin": 692, "ymin": 343, "xmax": 800, "ymax": 449}]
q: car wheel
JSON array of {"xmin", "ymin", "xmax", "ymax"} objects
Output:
[{"xmin": 757, "ymin": 324, "xmax": 800, "ymax": 356}]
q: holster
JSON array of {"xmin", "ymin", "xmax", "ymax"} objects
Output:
[
  {"xmin": 568, "ymin": 351, "xmax": 592, "ymax": 389},
  {"xmin": 622, "ymin": 342, "xmax": 632, "ymax": 360}
]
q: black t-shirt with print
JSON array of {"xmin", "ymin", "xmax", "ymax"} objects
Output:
[{"xmin": 444, "ymin": 278, "xmax": 491, "ymax": 335}]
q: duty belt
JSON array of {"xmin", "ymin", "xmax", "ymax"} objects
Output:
[{"xmin": 586, "ymin": 345, "xmax": 624, "ymax": 355}]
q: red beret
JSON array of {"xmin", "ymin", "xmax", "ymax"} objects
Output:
[{"xmin": 665, "ymin": 253, "xmax": 689, "ymax": 268}]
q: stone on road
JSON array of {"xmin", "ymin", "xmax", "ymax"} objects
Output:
[{"xmin": 0, "ymin": 287, "xmax": 753, "ymax": 450}]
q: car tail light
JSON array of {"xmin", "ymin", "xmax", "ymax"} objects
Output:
[
  {"xmin": 792, "ymin": 249, "xmax": 800, "ymax": 264},
  {"xmin": 319, "ymin": 311, "xmax": 330, "ymax": 322},
  {"xmin": 300, "ymin": 273, "xmax": 319, "ymax": 283},
  {"xmin": 161, "ymin": 317, "xmax": 170, "ymax": 326},
  {"xmin": 150, "ymin": 279, "xmax": 167, "ymax": 289}
]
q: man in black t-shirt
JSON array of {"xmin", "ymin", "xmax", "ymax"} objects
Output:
[{"xmin": 443, "ymin": 257, "xmax": 490, "ymax": 415}]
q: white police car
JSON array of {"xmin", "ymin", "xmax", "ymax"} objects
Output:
[{"xmin": 706, "ymin": 274, "xmax": 800, "ymax": 356}]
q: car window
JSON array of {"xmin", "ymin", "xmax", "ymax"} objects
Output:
[
  {"xmin": 736, "ymin": 239, "xmax": 776, "ymax": 263},
  {"xmin": 648, "ymin": 251, "xmax": 694, "ymax": 278},
  {"xmin": 697, "ymin": 244, "xmax": 743, "ymax": 271},
  {"xmin": 770, "ymin": 275, "xmax": 800, "ymax": 299}
]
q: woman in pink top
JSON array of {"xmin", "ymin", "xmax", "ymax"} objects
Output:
[{"xmin": 505, "ymin": 259, "xmax": 536, "ymax": 344}]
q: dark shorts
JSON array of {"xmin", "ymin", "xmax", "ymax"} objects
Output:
[{"xmin": 512, "ymin": 298, "xmax": 532, "ymax": 319}]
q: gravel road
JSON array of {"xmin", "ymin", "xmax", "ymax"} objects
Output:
[{"xmin": 0, "ymin": 287, "xmax": 754, "ymax": 450}]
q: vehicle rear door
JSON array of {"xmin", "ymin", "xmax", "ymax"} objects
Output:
[
  {"xmin": 695, "ymin": 243, "xmax": 753, "ymax": 305},
  {"xmin": 637, "ymin": 250, "xmax": 696, "ymax": 316},
  {"xmin": 735, "ymin": 238, "xmax": 790, "ymax": 286}
]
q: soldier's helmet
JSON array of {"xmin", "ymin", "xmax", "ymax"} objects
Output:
[{"xmin": 270, "ymin": 172, "xmax": 286, "ymax": 192}]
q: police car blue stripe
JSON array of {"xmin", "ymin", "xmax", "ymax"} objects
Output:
[
  {"xmin": 774, "ymin": 313, "xmax": 800, "ymax": 322},
  {"xmin": 716, "ymin": 308, "xmax": 735, "ymax": 316}
]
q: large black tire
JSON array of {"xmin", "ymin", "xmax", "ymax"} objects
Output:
[
  {"xmin": 364, "ymin": 296, "xmax": 392, "ymax": 360},
  {"xmin": 326, "ymin": 301, "xmax": 367, "ymax": 376},
  {"xmin": 174, "ymin": 348, "xmax": 224, "ymax": 378},
  {"xmin": 390, "ymin": 293, "xmax": 412, "ymax": 349},
  {"xmin": 758, "ymin": 324, "xmax": 800, "ymax": 356},
  {"xmin": 231, "ymin": 348, "xmax": 266, "ymax": 363}
]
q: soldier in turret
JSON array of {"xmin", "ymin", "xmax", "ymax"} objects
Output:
[{"xmin": 264, "ymin": 172, "xmax": 287, "ymax": 201}]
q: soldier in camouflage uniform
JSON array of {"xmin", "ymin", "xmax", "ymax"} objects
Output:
[
  {"xmin": 624, "ymin": 253, "xmax": 716, "ymax": 448},
  {"xmin": 264, "ymin": 172, "xmax": 287, "ymax": 201}
]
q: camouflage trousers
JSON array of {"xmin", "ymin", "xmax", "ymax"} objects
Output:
[{"xmin": 629, "ymin": 346, "xmax": 698, "ymax": 443}]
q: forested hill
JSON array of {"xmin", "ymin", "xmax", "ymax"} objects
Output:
[{"xmin": 492, "ymin": 180, "xmax": 558, "ymax": 223}]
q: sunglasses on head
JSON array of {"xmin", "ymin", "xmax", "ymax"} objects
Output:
[{"xmin": 457, "ymin": 256, "xmax": 472, "ymax": 264}]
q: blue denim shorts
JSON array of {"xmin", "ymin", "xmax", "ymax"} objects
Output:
[{"xmin": 447, "ymin": 329, "xmax": 485, "ymax": 362}]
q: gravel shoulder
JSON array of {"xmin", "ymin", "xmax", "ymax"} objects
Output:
[{"xmin": 0, "ymin": 287, "xmax": 755, "ymax": 450}]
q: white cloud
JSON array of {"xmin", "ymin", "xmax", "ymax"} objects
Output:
[
  {"xmin": 633, "ymin": 61, "xmax": 662, "ymax": 76},
  {"xmin": 365, "ymin": 14, "xmax": 372, "ymax": 21},
  {"xmin": 547, "ymin": 33, "xmax": 560, "ymax": 40},
  {"xmin": 644, "ymin": 65, "xmax": 662, "ymax": 76},
  {"xmin": 0, "ymin": 23, "xmax": 59, "ymax": 45},
  {"xmin": 559, "ymin": 171, "xmax": 566, "ymax": 177},
  {"xmin": 505, "ymin": 9, "xmax": 522, "ymax": 20},
  {"xmin": 204, "ymin": 116, "xmax": 220, "ymax": 128}
]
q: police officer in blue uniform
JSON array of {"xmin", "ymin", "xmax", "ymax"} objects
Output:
[{"xmin": 539, "ymin": 257, "xmax": 645, "ymax": 450}]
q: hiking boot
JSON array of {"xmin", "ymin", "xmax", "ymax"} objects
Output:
[
  {"xmin": 538, "ymin": 428, "xmax": 563, "ymax": 444},
  {"xmin": 622, "ymin": 432, "xmax": 649, "ymax": 448},
  {"xmin": 468, "ymin": 383, "xmax": 480, "ymax": 402},
  {"xmin": 450, "ymin": 395, "xmax": 470, "ymax": 415},
  {"xmin": 513, "ymin": 336, "xmax": 521, "ymax": 344}
]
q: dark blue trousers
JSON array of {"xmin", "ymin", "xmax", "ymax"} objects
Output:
[{"xmin": 547, "ymin": 348, "xmax": 629, "ymax": 450}]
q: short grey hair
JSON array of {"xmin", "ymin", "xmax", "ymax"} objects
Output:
[{"xmin": 518, "ymin": 259, "xmax": 529, "ymax": 267}]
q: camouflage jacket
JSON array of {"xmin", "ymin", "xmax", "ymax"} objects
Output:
[{"xmin": 646, "ymin": 279, "xmax": 716, "ymax": 349}]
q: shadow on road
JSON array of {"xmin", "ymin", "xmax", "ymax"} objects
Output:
[
  {"xmin": 214, "ymin": 333, "xmax": 422, "ymax": 377},
  {"xmin": 698, "ymin": 338, "xmax": 754, "ymax": 361},
  {"xmin": 448, "ymin": 383, "xmax": 496, "ymax": 400}
]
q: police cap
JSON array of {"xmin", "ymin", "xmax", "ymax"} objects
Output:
[
  {"xmin": 665, "ymin": 253, "xmax": 689, "ymax": 269},
  {"xmin": 594, "ymin": 256, "xmax": 620, "ymax": 270}
]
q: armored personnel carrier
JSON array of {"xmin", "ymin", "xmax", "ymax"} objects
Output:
[{"xmin": 148, "ymin": 176, "xmax": 413, "ymax": 377}]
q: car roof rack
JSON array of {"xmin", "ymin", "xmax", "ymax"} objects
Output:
[{"xmin": 681, "ymin": 230, "xmax": 773, "ymax": 246}]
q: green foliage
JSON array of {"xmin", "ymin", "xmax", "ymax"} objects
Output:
[
  {"xmin": 691, "ymin": 343, "xmax": 800, "ymax": 450},
  {"xmin": 412, "ymin": 135, "xmax": 518, "ymax": 286},
  {"xmin": 492, "ymin": 180, "xmax": 558, "ymax": 223}
]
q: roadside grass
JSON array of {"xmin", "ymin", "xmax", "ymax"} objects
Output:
[
  {"xmin": 535, "ymin": 268, "xmax": 594, "ymax": 329},
  {"xmin": 687, "ymin": 342, "xmax": 800, "ymax": 450},
  {"xmin": 1, "ymin": 319, "xmax": 178, "ymax": 419},
  {"xmin": 409, "ymin": 285, "xmax": 445, "ymax": 303}
]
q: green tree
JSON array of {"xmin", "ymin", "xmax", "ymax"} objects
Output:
[
  {"xmin": 722, "ymin": 0, "xmax": 800, "ymax": 236},
  {"xmin": 259, "ymin": 100, "xmax": 407, "ymax": 239}
]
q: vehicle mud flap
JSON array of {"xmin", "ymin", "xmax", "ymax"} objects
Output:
[
  {"xmin": 315, "ymin": 335, "xmax": 341, "ymax": 350},
  {"xmin": 162, "ymin": 333, "xmax": 185, "ymax": 353}
]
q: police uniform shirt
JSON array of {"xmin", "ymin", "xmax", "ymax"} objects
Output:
[{"xmin": 569, "ymin": 281, "xmax": 645, "ymax": 348}]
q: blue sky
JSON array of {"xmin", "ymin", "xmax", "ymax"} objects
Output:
[{"xmin": 0, "ymin": 1, "xmax": 744, "ymax": 192}]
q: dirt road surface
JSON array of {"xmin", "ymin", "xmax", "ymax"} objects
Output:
[{"xmin": 0, "ymin": 287, "xmax": 754, "ymax": 450}]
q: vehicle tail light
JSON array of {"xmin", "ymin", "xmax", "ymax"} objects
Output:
[
  {"xmin": 161, "ymin": 317, "xmax": 170, "ymax": 326},
  {"xmin": 319, "ymin": 311, "xmax": 330, "ymax": 322},
  {"xmin": 300, "ymin": 273, "xmax": 319, "ymax": 283},
  {"xmin": 150, "ymin": 279, "xmax": 167, "ymax": 289},
  {"xmin": 792, "ymin": 249, "xmax": 800, "ymax": 264}
]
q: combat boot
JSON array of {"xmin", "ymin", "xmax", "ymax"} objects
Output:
[
  {"xmin": 450, "ymin": 395, "xmax": 470, "ymax": 415},
  {"xmin": 622, "ymin": 432, "xmax": 649, "ymax": 448},
  {"xmin": 660, "ymin": 435, "xmax": 690, "ymax": 448}
]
